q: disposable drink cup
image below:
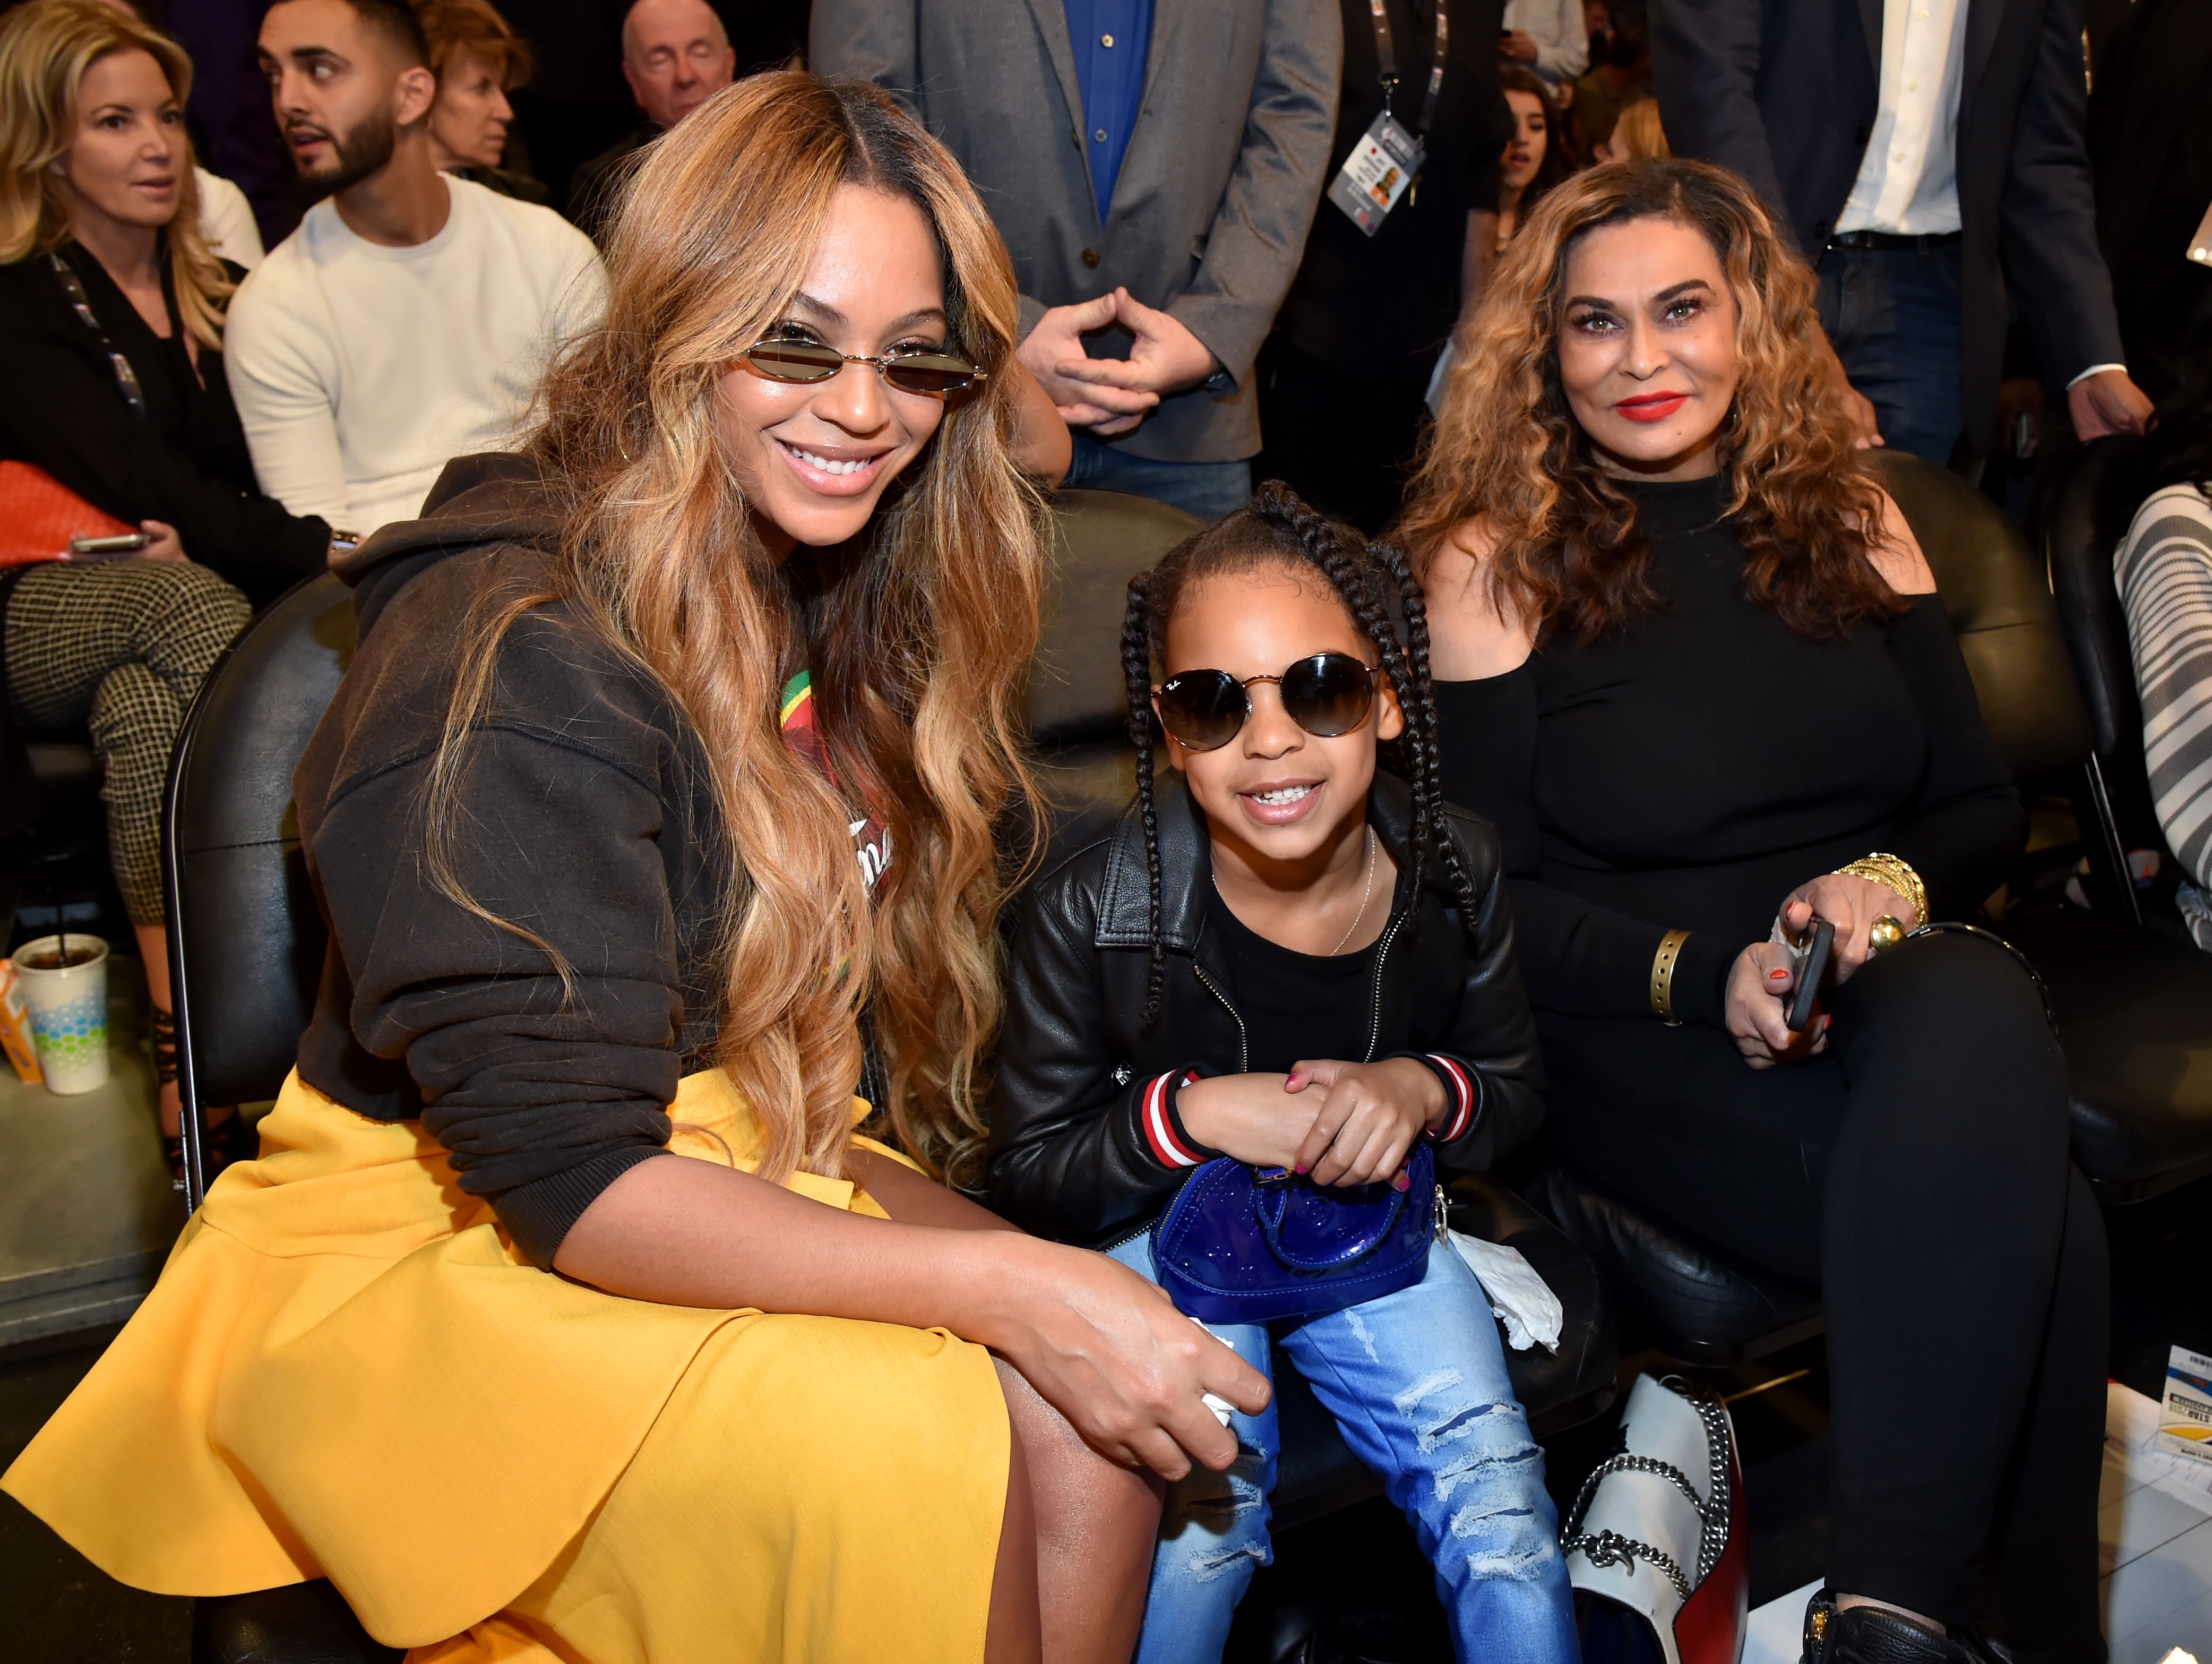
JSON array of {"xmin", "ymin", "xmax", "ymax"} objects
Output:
[{"xmin": 12, "ymin": 933, "xmax": 110, "ymax": 1094}]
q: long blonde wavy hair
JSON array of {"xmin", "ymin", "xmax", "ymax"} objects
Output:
[
  {"xmin": 1399, "ymin": 159, "xmax": 1897, "ymax": 643},
  {"xmin": 433, "ymin": 74, "xmax": 1048, "ymax": 1188},
  {"xmin": 0, "ymin": 0, "xmax": 232, "ymax": 350}
]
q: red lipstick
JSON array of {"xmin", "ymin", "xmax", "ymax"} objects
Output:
[{"xmin": 1615, "ymin": 391, "xmax": 1689, "ymax": 423}]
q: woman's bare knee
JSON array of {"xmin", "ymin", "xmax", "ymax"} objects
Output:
[
  {"xmin": 986, "ymin": 1359, "xmax": 1042, "ymax": 1664},
  {"xmin": 996, "ymin": 1358, "xmax": 1160, "ymax": 1664}
]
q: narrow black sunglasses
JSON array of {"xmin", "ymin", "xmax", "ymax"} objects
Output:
[
  {"xmin": 1155, "ymin": 654, "xmax": 1382, "ymax": 752},
  {"xmin": 741, "ymin": 336, "xmax": 987, "ymax": 396}
]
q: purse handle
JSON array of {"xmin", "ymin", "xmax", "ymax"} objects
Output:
[{"xmin": 1254, "ymin": 1168, "xmax": 1408, "ymax": 1272}]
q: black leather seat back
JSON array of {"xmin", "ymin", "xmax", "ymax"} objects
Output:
[
  {"xmin": 2039, "ymin": 436, "xmax": 2169, "ymax": 850},
  {"xmin": 1027, "ymin": 488, "xmax": 1204, "ymax": 815},
  {"xmin": 1028, "ymin": 487, "xmax": 1206, "ymax": 743},
  {"xmin": 162, "ymin": 573, "xmax": 355, "ymax": 1131},
  {"xmin": 2040, "ymin": 438, "xmax": 2142, "ymax": 761},
  {"xmin": 1866, "ymin": 450, "xmax": 2094, "ymax": 784}
]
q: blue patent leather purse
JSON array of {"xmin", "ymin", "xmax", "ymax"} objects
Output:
[{"xmin": 1150, "ymin": 1144, "xmax": 1439, "ymax": 1324}]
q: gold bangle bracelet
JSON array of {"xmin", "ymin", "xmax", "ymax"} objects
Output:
[
  {"xmin": 1650, "ymin": 929, "xmax": 1692, "ymax": 1026},
  {"xmin": 1834, "ymin": 852, "xmax": 1928, "ymax": 927}
]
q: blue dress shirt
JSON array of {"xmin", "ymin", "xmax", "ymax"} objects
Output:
[{"xmin": 1063, "ymin": 0, "xmax": 1154, "ymax": 222}]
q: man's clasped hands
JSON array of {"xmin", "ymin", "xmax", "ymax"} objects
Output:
[{"xmin": 1017, "ymin": 285, "xmax": 1224, "ymax": 436}]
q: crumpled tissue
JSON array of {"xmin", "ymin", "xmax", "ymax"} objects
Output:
[{"xmin": 1449, "ymin": 1230, "xmax": 1563, "ymax": 1353}]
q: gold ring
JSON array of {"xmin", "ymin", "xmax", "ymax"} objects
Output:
[{"xmin": 1867, "ymin": 915, "xmax": 1907, "ymax": 957}]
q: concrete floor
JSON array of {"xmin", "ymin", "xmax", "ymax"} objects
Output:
[{"xmin": 0, "ymin": 956, "xmax": 183, "ymax": 1350}]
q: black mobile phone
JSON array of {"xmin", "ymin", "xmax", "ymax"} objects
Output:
[
  {"xmin": 1786, "ymin": 918, "xmax": 1836, "ymax": 1033},
  {"xmin": 66, "ymin": 531, "xmax": 150, "ymax": 559}
]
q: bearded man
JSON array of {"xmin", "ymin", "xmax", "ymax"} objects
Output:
[{"xmin": 227, "ymin": 0, "xmax": 605, "ymax": 534}]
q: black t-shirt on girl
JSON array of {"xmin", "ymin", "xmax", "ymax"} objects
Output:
[{"xmin": 1203, "ymin": 883, "xmax": 1382, "ymax": 1074}]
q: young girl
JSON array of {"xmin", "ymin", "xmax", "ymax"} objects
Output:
[{"xmin": 989, "ymin": 485, "xmax": 1578, "ymax": 1664}]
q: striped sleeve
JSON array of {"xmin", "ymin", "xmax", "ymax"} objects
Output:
[
  {"xmin": 1397, "ymin": 1052, "xmax": 1481, "ymax": 1145},
  {"xmin": 2115, "ymin": 484, "xmax": 2212, "ymax": 891},
  {"xmin": 1426, "ymin": 1054, "xmax": 1478, "ymax": 1142},
  {"xmin": 1137, "ymin": 1069, "xmax": 1209, "ymax": 1169}
]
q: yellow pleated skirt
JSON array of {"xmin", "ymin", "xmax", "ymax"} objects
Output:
[{"xmin": 1, "ymin": 1069, "xmax": 1009, "ymax": 1663}]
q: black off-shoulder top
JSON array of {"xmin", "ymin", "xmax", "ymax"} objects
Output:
[{"xmin": 1431, "ymin": 473, "xmax": 2025, "ymax": 1028}]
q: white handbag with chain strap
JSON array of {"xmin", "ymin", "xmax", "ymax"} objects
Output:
[{"xmin": 1563, "ymin": 1373, "xmax": 1751, "ymax": 1664}]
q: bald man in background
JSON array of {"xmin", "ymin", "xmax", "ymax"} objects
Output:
[{"xmin": 569, "ymin": 0, "xmax": 736, "ymax": 241}]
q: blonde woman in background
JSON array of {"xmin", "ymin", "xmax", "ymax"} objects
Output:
[
  {"xmin": 5, "ymin": 73, "xmax": 1267, "ymax": 1664},
  {"xmin": 0, "ymin": 0, "xmax": 337, "ymax": 1174},
  {"xmin": 83, "ymin": 0, "xmax": 263, "ymax": 259}
]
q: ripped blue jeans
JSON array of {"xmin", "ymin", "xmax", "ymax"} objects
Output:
[{"xmin": 1106, "ymin": 1234, "xmax": 1578, "ymax": 1664}]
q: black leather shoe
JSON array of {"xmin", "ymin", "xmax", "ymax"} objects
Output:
[{"xmin": 1802, "ymin": 1591, "xmax": 2008, "ymax": 1664}]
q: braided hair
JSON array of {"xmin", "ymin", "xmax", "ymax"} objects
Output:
[{"xmin": 1121, "ymin": 481, "xmax": 1485, "ymax": 1027}]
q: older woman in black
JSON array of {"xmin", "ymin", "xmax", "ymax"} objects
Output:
[{"xmin": 1402, "ymin": 161, "xmax": 2105, "ymax": 1664}]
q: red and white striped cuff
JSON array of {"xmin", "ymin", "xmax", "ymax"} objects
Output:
[
  {"xmin": 1139, "ymin": 1069, "xmax": 1207, "ymax": 1168},
  {"xmin": 1426, "ymin": 1054, "xmax": 1477, "ymax": 1142}
]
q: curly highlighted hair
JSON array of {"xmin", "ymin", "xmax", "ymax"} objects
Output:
[
  {"xmin": 432, "ymin": 74, "xmax": 1048, "ymax": 1190},
  {"xmin": 1118, "ymin": 482, "xmax": 1483, "ymax": 1028},
  {"xmin": 1398, "ymin": 158, "xmax": 1899, "ymax": 644}
]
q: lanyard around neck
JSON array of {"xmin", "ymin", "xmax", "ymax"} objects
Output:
[
  {"xmin": 47, "ymin": 251, "xmax": 148, "ymax": 420},
  {"xmin": 1366, "ymin": 0, "xmax": 1450, "ymax": 136}
]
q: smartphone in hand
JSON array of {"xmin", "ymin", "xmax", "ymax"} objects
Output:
[
  {"xmin": 1786, "ymin": 918, "xmax": 1835, "ymax": 1034},
  {"xmin": 65, "ymin": 531, "xmax": 150, "ymax": 561}
]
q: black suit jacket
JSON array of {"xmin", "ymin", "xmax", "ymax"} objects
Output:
[
  {"xmin": 2086, "ymin": 0, "xmax": 2212, "ymax": 401},
  {"xmin": 1652, "ymin": 0, "xmax": 2126, "ymax": 453}
]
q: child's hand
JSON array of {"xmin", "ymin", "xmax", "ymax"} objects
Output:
[
  {"xmin": 1286, "ymin": 1058, "xmax": 1446, "ymax": 1187},
  {"xmin": 1175, "ymin": 1072, "xmax": 1318, "ymax": 1169}
]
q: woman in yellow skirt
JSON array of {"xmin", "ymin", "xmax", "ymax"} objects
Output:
[{"xmin": 3, "ymin": 70, "xmax": 1270, "ymax": 1663}]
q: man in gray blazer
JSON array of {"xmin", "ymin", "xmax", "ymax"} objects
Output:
[{"xmin": 813, "ymin": 1, "xmax": 1341, "ymax": 519}]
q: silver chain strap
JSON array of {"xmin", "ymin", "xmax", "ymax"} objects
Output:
[
  {"xmin": 1561, "ymin": 1379, "xmax": 1733, "ymax": 1601},
  {"xmin": 1564, "ymin": 1526, "xmax": 1693, "ymax": 1599}
]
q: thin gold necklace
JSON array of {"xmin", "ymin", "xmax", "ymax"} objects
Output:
[
  {"xmin": 1211, "ymin": 826, "xmax": 1377, "ymax": 956},
  {"xmin": 1327, "ymin": 828, "xmax": 1378, "ymax": 956}
]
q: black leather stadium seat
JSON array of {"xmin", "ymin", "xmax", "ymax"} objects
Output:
[
  {"xmin": 2041, "ymin": 436, "xmax": 2162, "ymax": 859},
  {"xmin": 2030, "ymin": 436, "xmax": 2212, "ymax": 1200},
  {"xmin": 1027, "ymin": 486, "xmax": 1206, "ymax": 814},
  {"xmin": 158, "ymin": 574, "xmax": 383, "ymax": 1664},
  {"xmin": 191, "ymin": 1582, "xmax": 399, "ymax": 1664},
  {"xmin": 1525, "ymin": 1165, "xmax": 1822, "ymax": 1368},
  {"xmin": 162, "ymin": 571, "xmax": 353, "ymax": 1211}
]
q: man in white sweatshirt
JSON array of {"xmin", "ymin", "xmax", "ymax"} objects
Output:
[{"xmin": 229, "ymin": 0, "xmax": 606, "ymax": 535}]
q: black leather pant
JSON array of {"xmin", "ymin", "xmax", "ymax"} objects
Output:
[{"xmin": 1543, "ymin": 931, "xmax": 2107, "ymax": 1664}]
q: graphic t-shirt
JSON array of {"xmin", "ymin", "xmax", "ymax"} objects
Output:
[{"xmin": 779, "ymin": 671, "xmax": 892, "ymax": 892}]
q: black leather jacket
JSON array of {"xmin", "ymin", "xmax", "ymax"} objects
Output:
[{"xmin": 987, "ymin": 773, "xmax": 1546, "ymax": 1248}]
